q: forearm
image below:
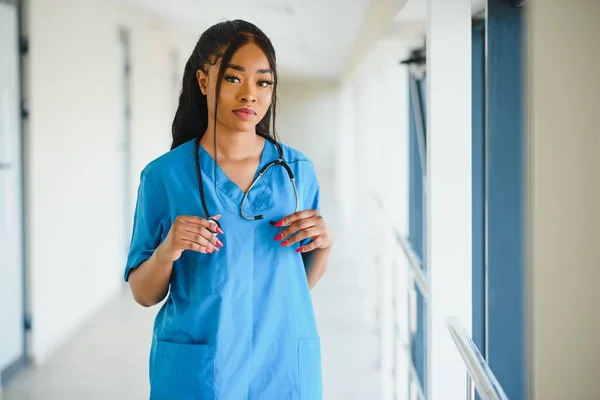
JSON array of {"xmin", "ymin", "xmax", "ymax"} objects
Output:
[
  {"xmin": 128, "ymin": 247, "xmax": 173, "ymax": 307},
  {"xmin": 303, "ymin": 246, "xmax": 332, "ymax": 289}
]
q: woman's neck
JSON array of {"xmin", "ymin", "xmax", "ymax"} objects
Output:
[{"xmin": 200, "ymin": 125, "xmax": 264, "ymax": 162}]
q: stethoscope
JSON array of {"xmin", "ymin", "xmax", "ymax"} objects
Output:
[{"xmin": 194, "ymin": 132, "xmax": 298, "ymax": 228}]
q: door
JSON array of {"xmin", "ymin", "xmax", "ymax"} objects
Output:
[{"xmin": 0, "ymin": 0, "xmax": 25, "ymax": 382}]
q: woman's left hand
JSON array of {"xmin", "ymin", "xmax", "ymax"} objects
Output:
[{"xmin": 274, "ymin": 210, "xmax": 334, "ymax": 253}]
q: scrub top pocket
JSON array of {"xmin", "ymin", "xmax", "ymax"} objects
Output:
[
  {"xmin": 298, "ymin": 337, "xmax": 323, "ymax": 400},
  {"xmin": 150, "ymin": 340, "xmax": 215, "ymax": 400}
]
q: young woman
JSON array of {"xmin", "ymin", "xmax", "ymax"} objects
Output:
[{"xmin": 124, "ymin": 19, "xmax": 334, "ymax": 399}]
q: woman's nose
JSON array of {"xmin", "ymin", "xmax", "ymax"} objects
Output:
[
  {"xmin": 238, "ymin": 83, "xmax": 257, "ymax": 103},
  {"xmin": 239, "ymin": 94, "xmax": 257, "ymax": 103}
]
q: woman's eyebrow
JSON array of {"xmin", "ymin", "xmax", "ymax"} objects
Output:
[{"xmin": 227, "ymin": 64, "xmax": 272, "ymax": 74}]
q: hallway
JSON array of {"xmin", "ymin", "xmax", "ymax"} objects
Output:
[
  {"xmin": 4, "ymin": 1, "xmax": 600, "ymax": 399},
  {"xmin": 3, "ymin": 226, "xmax": 381, "ymax": 400}
]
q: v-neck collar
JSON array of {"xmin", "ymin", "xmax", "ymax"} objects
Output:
[{"xmin": 197, "ymin": 136, "xmax": 277, "ymax": 216}]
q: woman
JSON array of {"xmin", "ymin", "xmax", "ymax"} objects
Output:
[{"xmin": 125, "ymin": 19, "xmax": 334, "ymax": 399}]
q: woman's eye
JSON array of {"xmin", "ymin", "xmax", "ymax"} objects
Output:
[{"xmin": 225, "ymin": 76, "xmax": 272, "ymax": 87}]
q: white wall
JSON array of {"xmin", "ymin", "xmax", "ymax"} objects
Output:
[
  {"xmin": 276, "ymin": 80, "xmax": 340, "ymax": 219},
  {"xmin": 527, "ymin": 1, "xmax": 600, "ymax": 398},
  {"xmin": 26, "ymin": 0, "xmax": 194, "ymax": 365},
  {"xmin": 375, "ymin": 39, "xmax": 411, "ymax": 400},
  {"xmin": 337, "ymin": 38, "xmax": 413, "ymax": 400}
]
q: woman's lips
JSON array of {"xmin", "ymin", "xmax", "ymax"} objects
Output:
[{"xmin": 233, "ymin": 108, "xmax": 257, "ymax": 121}]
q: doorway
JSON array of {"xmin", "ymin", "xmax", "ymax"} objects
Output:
[{"xmin": 0, "ymin": 0, "xmax": 26, "ymax": 388}]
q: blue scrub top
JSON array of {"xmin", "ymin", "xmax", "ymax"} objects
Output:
[{"xmin": 125, "ymin": 138, "xmax": 323, "ymax": 400}]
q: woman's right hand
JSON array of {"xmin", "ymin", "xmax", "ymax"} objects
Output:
[{"xmin": 156, "ymin": 215, "xmax": 224, "ymax": 262}]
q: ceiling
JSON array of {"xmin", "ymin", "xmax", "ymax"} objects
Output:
[
  {"xmin": 393, "ymin": 0, "xmax": 486, "ymax": 38},
  {"xmin": 396, "ymin": 0, "xmax": 486, "ymax": 21},
  {"xmin": 117, "ymin": 0, "xmax": 487, "ymax": 80},
  {"xmin": 118, "ymin": 0, "xmax": 372, "ymax": 81}
]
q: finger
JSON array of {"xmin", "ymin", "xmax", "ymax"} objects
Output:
[
  {"xmin": 177, "ymin": 217, "xmax": 222, "ymax": 237},
  {"xmin": 178, "ymin": 215, "xmax": 220, "ymax": 230},
  {"xmin": 180, "ymin": 225, "xmax": 222, "ymax": 247},
  {"xmin": 177, "ymin": 215, "xmax": 206, "ymax": 225},
  {"xmin": 181, "ymin": 239, "xmax": 213, "ymax": 254},
  {"xmin": 180, "ymin": 231, "xmax": 216, "ymax": 250},
  {"xmin": 274, "ymin": 210, "xmax": 318, "ymax": 227},
  {"xmin": 206, "ymin": 215, "xmax": 224, "ymax": 234},
  {"xmin": 179, "ymin": 231, "xmax": 221, "ymax": 251},
  {"xmin": 206, "ymin": 218, "xmax": 224, "ymax": 235},
  {"xmin": 296, "ymin": 237, "xmax": 324, "ymax": 253},
  {"xmin": 275, "ymin": 218, "xmax": 319, "ymax": 242},
  {"xmin": 280, "ymin": 227, "xmax": 321, "ymax": 247}
]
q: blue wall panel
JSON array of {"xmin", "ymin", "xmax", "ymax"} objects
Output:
[
  {"xmin": 472, "ymin": 19, "xmax": 486, "ymax": 360},
  {"xmin": 487, "ymin": 1, "xmax": 526, "ymax": 398},
  {"xmin": 408, "ymin": 71, "xmax": 427, "ymax": 394}
]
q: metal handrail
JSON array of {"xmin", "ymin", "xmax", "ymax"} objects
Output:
[
  {"xmin": 369, "ymin": 190, "xmax": 429, "ymax": 300},
  {"xmin": 446, "ymin": 317, "xmax": 509, "ymax": 400},
  {"xmin": 369, "ymin": 191, "xmax": 429, "ymax": 399},
  {"xmin": 393, "ymin": 228, "xmax": 430, "ymax": 300},
  {"xmin": 391, "ymin": 227, "xmax": 428, "ymax": 399}
]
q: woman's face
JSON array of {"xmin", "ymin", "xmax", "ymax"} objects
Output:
[{"xmin": 198, "ymin": 43, "xmax": 274, "ymax": 133}]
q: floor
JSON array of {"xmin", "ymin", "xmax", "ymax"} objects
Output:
[{"xmin": 3, "ymin": 227, "xmax": 381, "ymax": 399}]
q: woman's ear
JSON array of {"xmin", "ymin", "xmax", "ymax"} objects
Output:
[{"xmin": 196, "ymin": 69, "xmax": 208, "ymax": 95}]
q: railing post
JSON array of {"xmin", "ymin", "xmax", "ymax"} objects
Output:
[
  {"xmin": 446, "ymin": 317, "xmax": 509, "ymax": 400},
  {"xmin": 466, "ymin": 375, "xmax": 474, "ymax": 400}
]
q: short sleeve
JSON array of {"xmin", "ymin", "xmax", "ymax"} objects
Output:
[
  {"xmin": 304, "ymin": 173, "xmax": 321, "ymax": 213},
  {"xmin": 124, "ymin": 170, "xmax": 167, "ymax": 281}
]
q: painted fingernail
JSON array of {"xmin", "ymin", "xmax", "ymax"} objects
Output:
[
  {"xmin": 213, "ymin": 246, "xmax": 220, "ymax": 252},
  {"xmin": 275, "ymin": 220, "xmax": 284, "ymax": 227},
  {"xmin": 216, "ymin": 239, "xmax": 224, "ymax": 247},
  {"xmin": 206, "ymin": 248, "xmax": 213, "ymax": 254},
  {"xmin": 274, "ymin": 233, "xmax": 283, "ymax": 241},
  {"xmin": 296, "ymin": 247, "xmax": 305, "ymax": 253},
  {"xmin": 280, "ymin": 240, "xmax": 289, "ymax": 246},
  {"xmin": 217, "ymin": 228, "xmax": 224, "ymax": 234}
]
